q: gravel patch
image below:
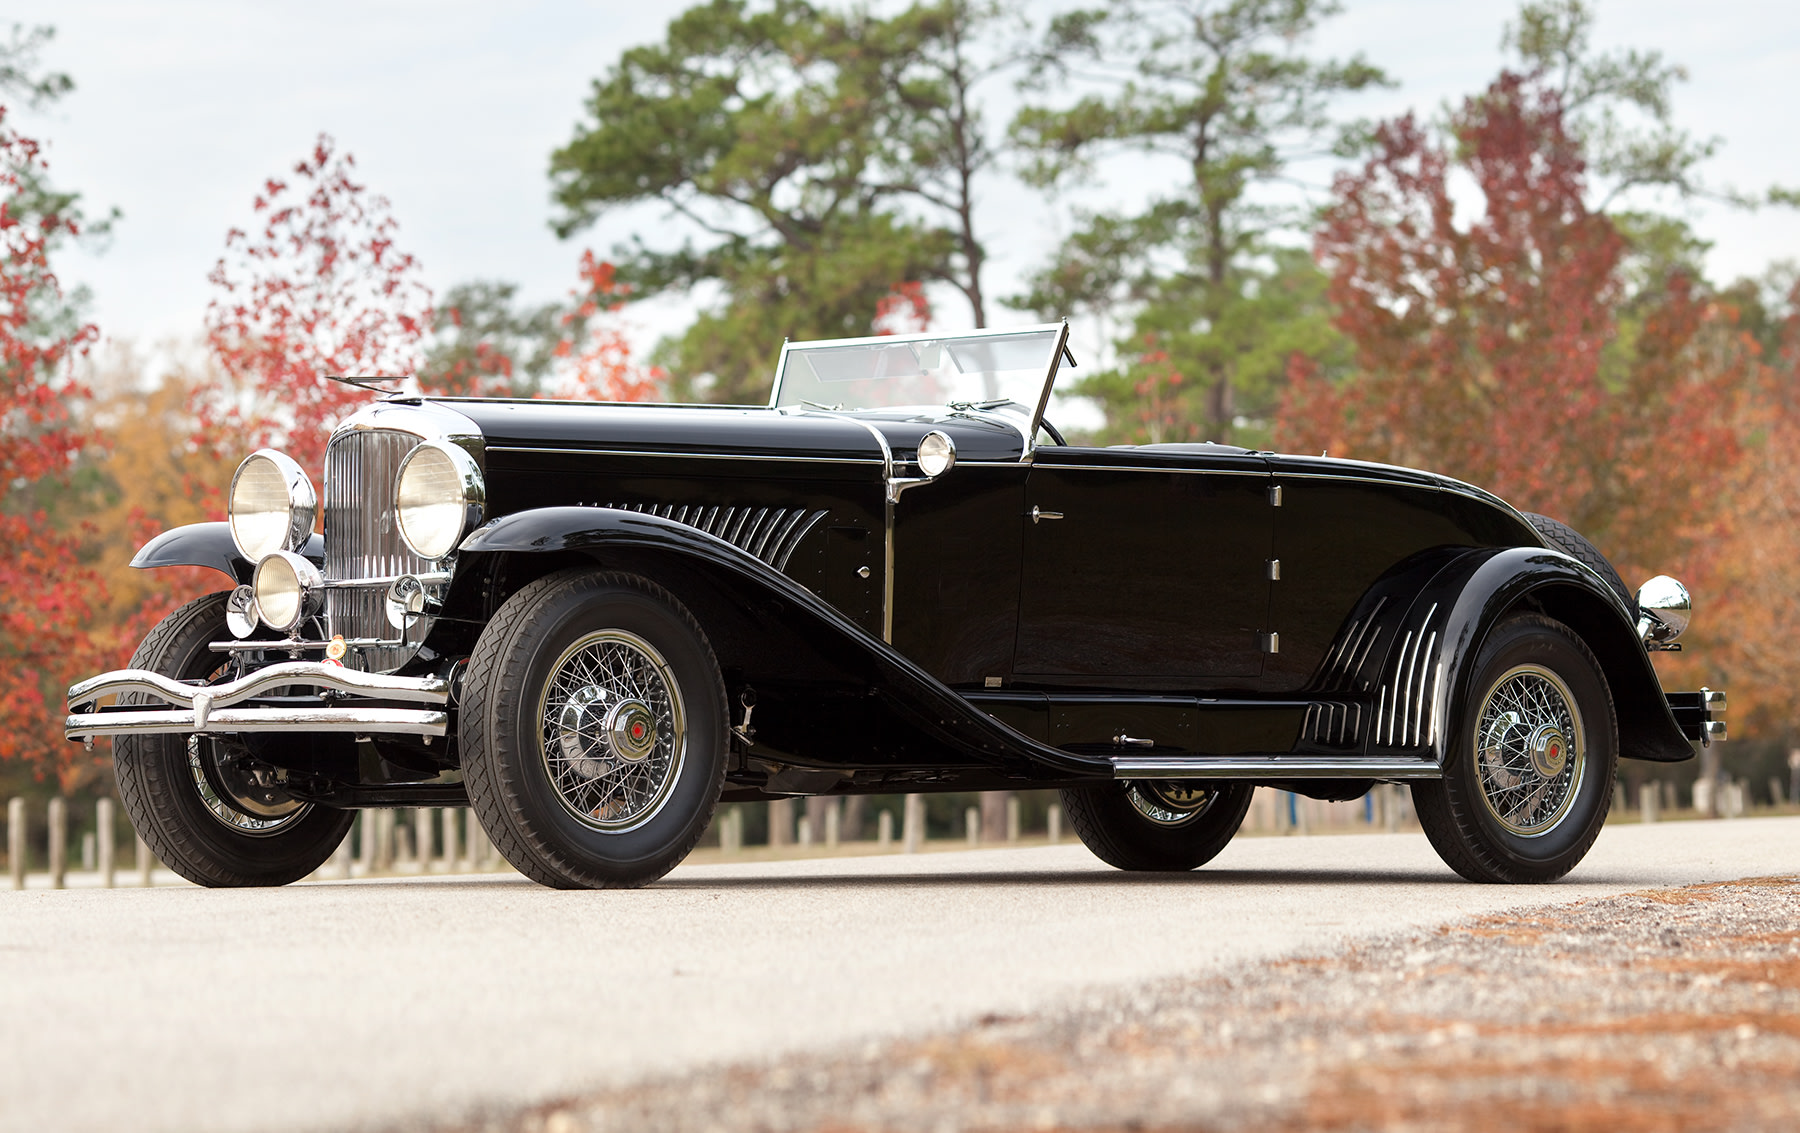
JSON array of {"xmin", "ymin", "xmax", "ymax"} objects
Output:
[{"xmin": 436, "ymin": 875, "xmax": 1800, "ymax": 1133}]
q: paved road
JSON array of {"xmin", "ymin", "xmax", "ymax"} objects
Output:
[{"xmin": 4, "ymin": 817, "xmax": 1796, "ymax": 1133}]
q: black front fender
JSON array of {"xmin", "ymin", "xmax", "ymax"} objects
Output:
[
  {"xmin": 459, "ymin": 506, "xmax": 1112, "ymax": 779},
  {"xmin": 131, "ymin": 522, "xmax": 324, "ymax": 585}
]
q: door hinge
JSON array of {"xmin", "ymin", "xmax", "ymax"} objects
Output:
[
  {"xmin": 1261, "ymin": 632, "xmax": 1280, "ymax": 654},
  {"xmin": 1268, "ymin": 484, "xmax": 1283, "ymax": 507},
  {"xmin": 1267, "ymin": 558, "xmax": 1281, "ymax": 581}
]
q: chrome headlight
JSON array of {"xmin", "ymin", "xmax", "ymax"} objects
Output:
[
  {"xmin": 1636, "ymin": 574, "xmax": 1692, "ymax": 644},
  {"xmin": 394, "ymin": 441, "xmax": 484, "ymax": 561},
  {"xmin": 917, "ymin": 430, "xmax": 956, "ymax": 478},
  {"xmin": 253, "ymin": 550, "xmax": 324, "ymax": 634},
  {"xmin": 228, "ymin": 450, "xmax": 317, "ymax": 561}
]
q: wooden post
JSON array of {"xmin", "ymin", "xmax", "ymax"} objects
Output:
[
  {"xmin": 48, "ymin": 797, "xmax": 67, "ymax": 889},
  {"xmin": 467, "ymin": 814, "xmax": 491, "ymax": 869},
  {"xmin": 720, "ymin": 806, "xmax": 742, "ymax": 855},
  {"xmin": 877, "ymin": 808, "xmax": 893, "ymax": 849},
  {"xmin": 824, "ymin": 799, "xmax": 840, "ymax": 848},
  {"xmin": 902, "ymin": 794, "xmax": 923, "ymax": 854},
  {"xmin": 768, "ymin": 799, "xmax": 793, "ymax": 847},
  {"xmin": 7, "ymin": 798, "xmax": 23, "ymax": 890},
  {"xmin": 97, "ymin": 799, "xmax": 116, "ymax": 889},
  {"xmin": 1639, "ymin": 782, "xmax": 1658, "ymax": 824},
  {"xmin": 964, "ymin": 805, "xmax": 980, "ymax": 846},
  {"xmin": 441, "ymin": 808, "xmax": 461, "ymax": 871},
  {"xmin": 1005, "ymin": 795, "xmax": 1021, "ymax": 842},
  {"xmin": 136, "ymin": 833, "xmax": 153, "ymax": 887},
  {"xmin": 1046, "ymin": 802, "xmax": 1062, "ymax": 845},
  {"xmin": 414, "ymin": 808, "xmax": 435, "ymax": 868},
  {"xmin": 330, "ymin": 828, "xmax": 353, "ymax": 880}
]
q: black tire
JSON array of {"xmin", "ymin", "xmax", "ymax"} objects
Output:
[
  {"xmin": 1060, "ymin": 780, "xmax": 1253, "ymax": 871},
  {"xmin": 459, "ymin": 569, "xmax": 727, "ymax": 889},
  {"xmin": 1412, "ymin": 614, "xmax": 1617, "ymax": 884},
  {"xmin": 1524, "ymin": 512, "xmax": 1632, "ymax": 608},
  {"xmin": 112, "ymin": 592, "xmax": 356, "ymax": 887}
]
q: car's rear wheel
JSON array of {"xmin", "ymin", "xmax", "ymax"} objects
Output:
[
  {"xmin": 458, "ymin": 569, "xmax": 727, "ymax": 889},
  {"xmin": 1060, "ymin": 780, "xmax": 1252, "ymax": 871},
  {"xmin": 113, "ymin": 592, "xmax": 356, "ymax": 887},
  {"xmin": 1412, "ymin": 613, "xmax": 1617, "ymax": 883}
]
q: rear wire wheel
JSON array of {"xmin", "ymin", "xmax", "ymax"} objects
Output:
[
  {"xmin": 1412, "ymin": 614, "xmax": 1618, "ymax": 883},
  {"xmin": 1060, "ymin": 780, "xmax": 1253, "ymax": 871}
]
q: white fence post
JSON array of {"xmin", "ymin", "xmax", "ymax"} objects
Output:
[
  {"xmin": 1047, "ymin": 802, "xmax": 1062, "ymax": 845},
  {"xmin": 964, "ymin": 805, "xmax": 980, "ymax": 846},
  {"xmin": 97, "ymin": 798, "xmax": 116, "ymax": 889},
  {"xmin": 1639, "ymin": 782, "xmax": 1658, "ymax": 824},
  {"xmin": 7, "ymin": 798, "xmax": 24, "ymax": 889},
  {"xmin": 48, "ymin": 798, "xmax": 67, "ymax": 889},
  {"xmin": 824, "ymin": 800, "xmax": 840, "ymax": 848},
  {"xmin": 877, "ymin": 808, "xmax": 893, "ymax": 849},
  {"xmin": 902, "ymin": 794, "xmax": 923, "ymax": 854},
  {"xmin": 136, "ymin": 833, "xmax": 153, "ymax": 887},
  {"xmin": 441, "ymin": 808, "xmax": 460, "ymax": 872},
  {"xmin": 414, "ymin": 808, "xmax": 435, "ymax": 868},
  {"xmin": 1005, "ymin": 795, "xmax": 1021, "ymax": 842}
]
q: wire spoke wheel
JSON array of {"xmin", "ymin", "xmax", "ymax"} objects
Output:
[
  {"xmin": 1473, "ymin": 664, "xmax": 1585, "ymax": 836},
  {"xmin": 537, "ymin": 628, "xmax": 687, "ymax": 833},
  {"xmin": 188, "ymin": 737, "xmax": 309, "ymax": 835},
  {"xmin": 1125, "ymin": 781, "xmax": 1219, "ymax": 828}
]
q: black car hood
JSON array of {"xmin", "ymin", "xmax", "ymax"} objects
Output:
[{"xmin": 431, "ymin": 398, "xmax": 1031, "ymax": 465}]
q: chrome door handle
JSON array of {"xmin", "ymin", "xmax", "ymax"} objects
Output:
[
  {"xmin": 1030, "ymin": 507, "xmax": 1064, "ymax": 524},
  {"xmin": 1113, "ymin": 733, "xmax": 1154, "ymax": 747}
]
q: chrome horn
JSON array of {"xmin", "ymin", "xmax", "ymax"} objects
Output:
[{"xmin": 1635, "ymin": 574, "xmax": 1691, "ymax": 645}]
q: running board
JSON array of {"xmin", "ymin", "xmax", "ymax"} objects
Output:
[{"xmin": 1112, "ymin": 756, "xmax": 1442, "ymax": 780}]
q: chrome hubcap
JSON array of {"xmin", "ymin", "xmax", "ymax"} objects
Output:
[
  {"xmin": 1127, "ymin": 781, "xmax": 1216, "ymax": 828},
  {"xmin": 539, "ymin": 629, "xmax": 685, "ymax": 832},
  {"xmin": 1474, "ymin": 664, "xmax": 1585, "ymax": 836}
]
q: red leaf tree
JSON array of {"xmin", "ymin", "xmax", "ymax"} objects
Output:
[
  {"xmin": 1277, "ymin": 72, "xmax": 1748, "ymax": 585},
  {"xmin": 553, "ymin": 251, "xmax": 662, "ymax": 402},
  {"xmin": 200, "ymin": 134, "xmax": 431, "ymax": 474},
  {"xmin": 0, "ymin": 107, "xmax": 106, "ymax": 784}
]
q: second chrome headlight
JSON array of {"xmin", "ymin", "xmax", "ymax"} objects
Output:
[
  {"xmin": 253, "ymin": 550, "xmax": 323, "ymax": 633},
  {"xmin": 228, "ymin": 450, "xmax": 316, "ymax": 561},
  {"xmin": 394, "ymin": 441, "xmax": 484, "ymax": 561}
]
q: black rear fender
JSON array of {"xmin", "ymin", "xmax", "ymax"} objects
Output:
[{"xmin": 1426, "ymin": 547, "xmax": 1692, "ymax": 764}]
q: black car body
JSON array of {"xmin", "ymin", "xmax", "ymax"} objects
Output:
[{"xmin": 67, "ymin": 323, "xmax": 1725, "ymax": 887}]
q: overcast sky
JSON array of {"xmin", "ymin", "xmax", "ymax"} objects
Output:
[{"xmin": 10, "ymin": 0, "xmax": 1799, "ymax": 367}]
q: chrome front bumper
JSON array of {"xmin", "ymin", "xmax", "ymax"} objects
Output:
[{"xmin": 65, "ymin": 662, "xmax": 451, "ymax": 741}]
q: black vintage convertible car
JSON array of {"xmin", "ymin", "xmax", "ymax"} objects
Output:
[{"xmin": 67, "ymin": 323, "xmax": 1724, "ymax": 888}]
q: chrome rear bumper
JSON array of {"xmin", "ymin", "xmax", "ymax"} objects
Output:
[{"xmin": 65, "ymin": 662, "xmax": 450, "ymax": 741}]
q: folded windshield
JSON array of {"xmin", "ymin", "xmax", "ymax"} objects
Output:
[{"xmin": 770, "ymin": 325, "xmax": 1066, "ymax": 413}]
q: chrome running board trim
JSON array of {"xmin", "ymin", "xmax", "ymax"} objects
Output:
[
  {"xmin": 66, "ymin": 707, "xmax": 448, "ymax": 740},
  {"xmin": 1112, "ymin": 757, "xmax": 1442, "ymax": 780}
]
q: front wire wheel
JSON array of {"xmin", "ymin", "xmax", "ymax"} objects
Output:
[
  {"xmin": 1413, "ymin": 613, "xmax": 1618, "ymax": 883},
  {"xmin": 112, "ymin": 592, "xmax": 354, "ymax": 887},
  {"xmin": 1062, "ymin": 780, "xmax": 1253, "ymax": 871},
  {"xmin": 459, "ymin": 569, "xmax": 727, "ymax": 889}
]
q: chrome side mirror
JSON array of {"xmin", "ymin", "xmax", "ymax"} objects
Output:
[{"xmin": 1635, "ymin": 574, "xmax": 1691, "ymax": 644}]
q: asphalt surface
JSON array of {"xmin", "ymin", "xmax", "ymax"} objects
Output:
[{"xmin": 4, "ymin": 817, "xmax": 1797, "ymax": 1133}]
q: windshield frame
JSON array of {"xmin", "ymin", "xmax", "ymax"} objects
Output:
[{"xmin": 770, "ymin": 322, "xmax": 1073, "ymax": 456}]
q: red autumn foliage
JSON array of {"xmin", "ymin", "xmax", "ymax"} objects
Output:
[
  {"xmin": 1276, "ymin": 72, "xmax": 1747, "ymax": 588},
  {"xmin": 874, "ymin": 281, "xmax": 931, "ymax": 336},
  {"xmin": 0, "ymin": 108, "xmax": 107, "ymax": 784},
  {"xmin": 554, "ymin": 250, "xmax": 662, "ymax": 402},
  {"xmin": 200, "ymin": 134, "xmax": 431, "ymax": 476}
]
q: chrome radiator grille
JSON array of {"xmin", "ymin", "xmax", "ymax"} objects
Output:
[{"xmin": 324, "ymin": 429, "xmax": 432, "ymax": 672}]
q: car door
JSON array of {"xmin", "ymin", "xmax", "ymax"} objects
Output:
[{"xmin": 1016, "ymin": 446, "xmax": 1274, "ymax": 681}]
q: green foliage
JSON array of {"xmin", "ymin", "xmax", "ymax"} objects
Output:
[
  {"xmin": 420, "ymin": 281, "xmax": 562, "ymax": 397},
  {"xmin": 550, "ymin": 0, "xmax": 998, "ymax": 402},
  {"xmin": 1011, "ymin": 0, "xmax": 1385, "ymax": 442}
]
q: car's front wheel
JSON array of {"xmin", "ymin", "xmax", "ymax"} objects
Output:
[
  {"xmin": 1060, "ymin": 780, "xmax": 1253, "ymax": 871},
  {"xmin": 1412, "ymin": 613, "xmax": 1617, "ymax": 883},
  {"xmin": 458, "ymin": 569, "xmax": 727, "ymax": 888},
  {"xmin": 113, "ymin": 592, "xmax": 356, "ymax": 887}
]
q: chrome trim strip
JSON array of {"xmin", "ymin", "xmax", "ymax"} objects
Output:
[
  {"xmin": 1113, "ymin": 757, "xmax": 1440, "ymax": 780},
  {"xmin": 839, "ymin": 418, "xmax": 898, "ymax": 643},
  {"xmin": 1023, "ymin": 463, "xmax": 1270, "ymax": 477},
  {"xmin": 65, "ymin": 707, "xmax": 448, "ymax": 740},
  {"xmin": 67, "ymin": 663, "xmax": 451, "ymax": 711},
  {"xmin": 484, "ymin": 446, "xmax": 883, "ymax": 466}
]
